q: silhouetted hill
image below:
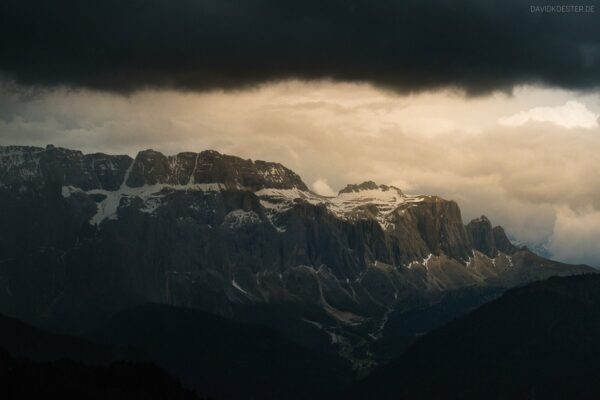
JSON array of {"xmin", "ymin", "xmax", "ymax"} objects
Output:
[
  {"xmin": 353, "ymin": 274, "xmax": 600, "ymax": 399},
  {"xmin": 0, "ymin": 303, "xmax": 352, "ymax": 399},
  {"xmin": 0, "ymin": 312, "xmax": 202, "ymax": 398},
  {"xmin": 371, "ymin": 285, "xmax": 505, "ymax": 363},
  {"xmin": 0, "ymin": 349, "xmax": 199, "ymax": 400},
  {"xmin": 87, "ymin": 303, "xmax": 353, "ymax": 399}
]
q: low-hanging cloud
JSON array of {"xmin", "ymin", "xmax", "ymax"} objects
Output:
[
  {"xmin": 312, "ymin": 178, "xmax": 337, "ymax": 197},
  {"xmin": 1, "ymin": 0, "xmax": 600, "ymax": 95},
  {"xmin": 548, "ymin": 208, "xmax": 600, "ymax": 266},
  {"xmin": 499, "ymin": 101, "xmax": 599, "ymax": 129}
]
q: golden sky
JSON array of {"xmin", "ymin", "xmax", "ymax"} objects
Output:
[{"xmin": 1, "ymin": 80, "xmax": 599, "ymax": 265}]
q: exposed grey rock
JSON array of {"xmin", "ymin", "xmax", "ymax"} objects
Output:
[
  {"xmin": 0, "ymin": 145, "xmax": 131, "ymax": 191},
  {"xmin": 126, "ymin": 149, "xmax": 308, "ymax": 190},
  {"xmin": 467, "ymin": 215, "xmax": 497, "ymax": 257},
  {"xmin": 492, "ymin": 225, "xmax": 518, "ymax": 254},
  {"xmin": 339, "ymin": 181, "xmax": 402, "ymax": 195}
]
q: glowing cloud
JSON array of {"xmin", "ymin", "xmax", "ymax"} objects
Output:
[
  {"xmin": 498, "ymin": 101, "xmax": 599, "ymax": 129},
  {"xmin": 312, "ymin": 178, "xmax": 337, "ymax": 197},
  {"xmin": 548, "ymin": 208, "xmax": 600, "ymax": 267}
]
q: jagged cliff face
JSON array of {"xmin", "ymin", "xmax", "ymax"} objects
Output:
[{"xmin": 0, "ymin": 145, "xmax": 594, "ymax": 343}]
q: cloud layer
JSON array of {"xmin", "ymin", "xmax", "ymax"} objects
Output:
[{"xmin": 1, "ymin": 0, "xmax": 600, "ymax": 94}]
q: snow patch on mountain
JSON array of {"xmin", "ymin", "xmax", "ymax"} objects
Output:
[
  {"xmin": 255, "ymin": 182, "xmax": 426, "ymax": 230},
  {"xmin": 223, "ymin": 209, "xmax": 261, "ymax": 229},
  {"xmin": 62, "ymin": 180, "xmax": 226, "ymax": 225},
  {"xmin": 231, "ymin": 279, "xmax": 249, "ymax": 295},
  {"xmin": 407, "ymin": 253, "xmax": 434, "ymax": 269}
]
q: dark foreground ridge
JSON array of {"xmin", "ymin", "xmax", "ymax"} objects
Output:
[
  {"xmin": 0, "ymin": 303, "xmax": 352, "ymax": 399},
  {"xmin": 352, "ymin": 274, "xmax": 600, "ymax": 400},
  {"xmin": 0, "ymin": 310, "xmax": 198, "ymax": 399},
  {"xmin": 0, "ymin": 351, "xmax": 199, "ymax": 400},
  {"xmin": 87, "ymin": 303, "xmax": 353, "ymax": 399}
]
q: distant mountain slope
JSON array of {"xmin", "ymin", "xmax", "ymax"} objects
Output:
[
  {"xmin": 371, "ymin": 285, "xmax": 505, "ymax": 363},
  {"xmin": 0, "ymin": 144, "xmax": 594, "ymax": 365},
  {"xmin": 353, "ymin": 274, "xmax": 600, "ymax": 400},
  {"xmin": 87, "ymin": 303, "xmax": 353, "ymax": 399},
  {"xmin": 0, "ymin": 311, "xmax": 199, "ymax": 398},
  {"xmin": 0, "ymin": 304, "xmax": 352, "ymax": 399},
  {"xmin": 0, "ymin": 311, "xmax": 137, "ymax": 364}
]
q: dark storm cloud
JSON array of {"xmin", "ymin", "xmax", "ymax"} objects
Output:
[{"xmin": 1, "ymin": 0, "xmax": 599, "ymax": 94}]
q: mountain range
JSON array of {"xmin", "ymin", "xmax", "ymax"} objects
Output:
[{"xmin": 0, "ymin": 144, "xmax": 594, "ymax": 369}]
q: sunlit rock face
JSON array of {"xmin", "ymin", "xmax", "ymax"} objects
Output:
[{"xmin": 0, "ymin": 145, "xmax": 593, "ymax": 341}]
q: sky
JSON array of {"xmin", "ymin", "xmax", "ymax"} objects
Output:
[{"xmin": 1, "ymin": 0, "xmax": 600, "ymax": 266}]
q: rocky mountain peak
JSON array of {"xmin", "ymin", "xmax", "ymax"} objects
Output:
[
  {"xmin": 0, "ymin": 145, "xmax": 310, "ymax": 193},
  {"xmin": 467, "ymin": 215, "xmax": 518, "ymax": 257},
  {"xmin": 125, "ymin": 148, "xmax": 308, "ymax": 191},
  {"xmin": 0, "ymin": 144, "xmax": 132, "ymax": 191},
  {"xmin": 492, "ymin": 226, "xmax": 519, "ymax": 254},
  {"xmin": 471, "ymin": 215, "xmax": 491, "ymax": 224},
  {"xmin": 338, "ymin": 181, "xmax": 403, "ymax": 196},
  {"xmin": 467, "ymin": 215, "xmax": 496, "ymax": 257}
]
